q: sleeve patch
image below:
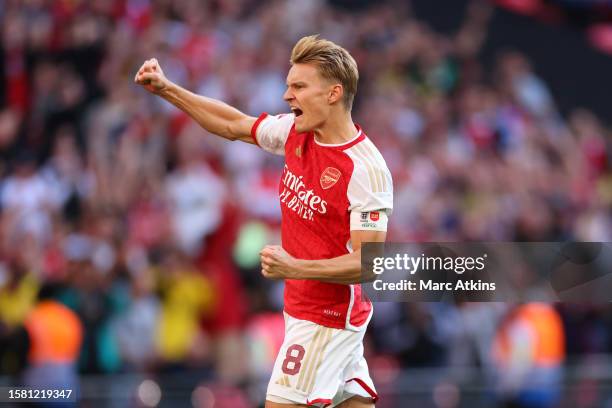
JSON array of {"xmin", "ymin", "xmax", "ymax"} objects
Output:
[{"xmin": 351, "ymin": 210, "xmax": 388, "ymax": 231}]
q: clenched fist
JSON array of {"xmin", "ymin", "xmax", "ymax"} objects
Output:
[
  {"xmin": 260, "ymin": 245, "xmax": 299, "ymax": 280},
  {"xmin": 134, "ymin": 58, "xmax": 169, "ymax": 94}
]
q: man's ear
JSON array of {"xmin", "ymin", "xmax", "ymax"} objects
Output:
[{"xmin": 328, "ymin": 84, "xmax": 344, "ymax": 105}]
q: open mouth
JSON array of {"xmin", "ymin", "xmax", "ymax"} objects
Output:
[{"xmin": 291, "ymin": 107, "xmax": 303, "ymax": 117}]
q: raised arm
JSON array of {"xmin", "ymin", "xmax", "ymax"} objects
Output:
[{"xmin": 134, "ymin": 58, "xmax": 256, "ymax": 143}]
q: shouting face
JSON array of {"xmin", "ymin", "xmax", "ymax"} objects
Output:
[{"xmin": 283, "ymin": 63, "xmax": 337, "ymax": 133}]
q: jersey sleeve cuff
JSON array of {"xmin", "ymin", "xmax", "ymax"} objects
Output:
[
  {"xmin": 350, "ymin": 210, "xmax": 388, "ymax": 232},
  {"xmin": 250, "ymin": 112, "xmax": 269, "ymax": 146}
]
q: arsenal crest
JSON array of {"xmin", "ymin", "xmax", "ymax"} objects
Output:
[{"xmin": 320, "ymin": 167, "xmax": 341, "ymax": 190}]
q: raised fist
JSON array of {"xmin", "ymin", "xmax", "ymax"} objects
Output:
[{"xmin": 134, "ymin": 58, "xmax": 169, "ymax": 94}]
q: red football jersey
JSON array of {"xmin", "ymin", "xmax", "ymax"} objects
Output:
[{"xmin": 251, "ymin": 113, "xmax": 393, "ymax": 330}]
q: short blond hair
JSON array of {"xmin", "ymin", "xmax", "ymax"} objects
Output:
[{"xmin": 290, "ymin": 35, "xmax": 359, "ymax": 111}]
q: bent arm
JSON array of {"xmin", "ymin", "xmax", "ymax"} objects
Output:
[{"xmin": 294, "ymin": 230, "xmax": 386, "ymax": 284}]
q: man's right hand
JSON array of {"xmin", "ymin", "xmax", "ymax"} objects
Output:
[{"xmin": 134, "ymin": 58, "xmax": 169, "ymax": 95}]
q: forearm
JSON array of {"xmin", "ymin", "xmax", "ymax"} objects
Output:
[
  {"xmin": 294, "ymin": 250, "xmax": 370, "ymax": 284},
  {"xmin": 160, "ymin": 82, "xmax": 250, "ymax": 140}
]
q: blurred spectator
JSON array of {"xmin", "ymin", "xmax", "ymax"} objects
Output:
[
  {"xmin": 0, "ymin": 256, "xmax": 37, "ymax": 376},
  {"xmin": 492, "ymin": 303, "xmax": 565, "ymax": 408},
  {"xmin": 155, "ymin": 247, "xmax": 215, "ymax": 368},
  {"xmin": 165, "ymin": 128, "xmax": 226, "ymax": 255},
  {"xmin": 113, "ymin": 267, "xmax": 160, "ymax": 371},
  {"xmin": 0, "ymin": 256, "xmax": 39, "ymax": 329},
  {"xmin": 1, "ymin": 152, "xmax": 58, "ymax": 243},
  {"xmin": 23, "ymin": 287, "xmax": 83, "ymax": 408}
]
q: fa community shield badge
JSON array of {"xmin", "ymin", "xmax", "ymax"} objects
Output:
[{"xmin": 320, "ymin": 167, "xmax": 341, "ymax": 190}]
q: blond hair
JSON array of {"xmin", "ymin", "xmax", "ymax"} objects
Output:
[{"xmin": 290, "ymin": 35, "xmax": 359, "ymax": 111}]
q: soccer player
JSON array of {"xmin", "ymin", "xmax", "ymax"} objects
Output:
[{"xmin": 135, "ymin": 35, "xmax": 393, "ymax": 408}]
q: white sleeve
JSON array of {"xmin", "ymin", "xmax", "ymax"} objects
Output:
[
  {"xmin": 347, "ymin": 153, "xmax": 393, "ymax": 232},
  {"xmin": 250, "ymin": 113, "xmax": 295, "ymax": 155}
]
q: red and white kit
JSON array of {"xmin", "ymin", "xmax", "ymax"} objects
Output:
[{"xmin": 251, "ymin": 113, "xmax": 393, "ymax": 407}]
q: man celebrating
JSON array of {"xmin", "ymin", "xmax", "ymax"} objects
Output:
[{"xmin": 135, "ymin": 35, "xmax": 392, "ymax": 408}]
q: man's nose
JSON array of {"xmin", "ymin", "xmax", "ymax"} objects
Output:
[{"xmin": 283, "ymin": 88, "xmax": 293, "ymax": 102}]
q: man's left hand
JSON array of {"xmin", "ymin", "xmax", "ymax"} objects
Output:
[{"xmin": 260, "ymin": 245, "xmax": 298, "ymax": 280}]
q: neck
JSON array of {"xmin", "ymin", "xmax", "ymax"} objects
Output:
[{"xmin": 313, "ymin": 110, "xmax": 357, "ymax": 144}]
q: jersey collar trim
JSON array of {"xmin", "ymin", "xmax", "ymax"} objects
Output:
[{"xmin": 313, "ymin": 125, "xmax": 365, "ymax": 150}]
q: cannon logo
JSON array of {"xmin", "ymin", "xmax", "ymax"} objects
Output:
[{"xmin": 320, "ymin": 167, "xmax": 341, "ymax": 190}]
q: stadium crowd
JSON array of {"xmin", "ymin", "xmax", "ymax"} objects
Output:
[{"xmin": 0, "ymin": 0, "xmax": 611, "ymax": 406}]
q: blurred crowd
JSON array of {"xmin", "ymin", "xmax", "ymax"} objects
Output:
[{"xmin": 0, "ymin": 0, "xmax": 611, "ymax": 406}]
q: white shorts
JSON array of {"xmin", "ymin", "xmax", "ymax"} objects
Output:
[{"xmin": 266, "ymin": 312, "xmax": 378, "ymax": 407}]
